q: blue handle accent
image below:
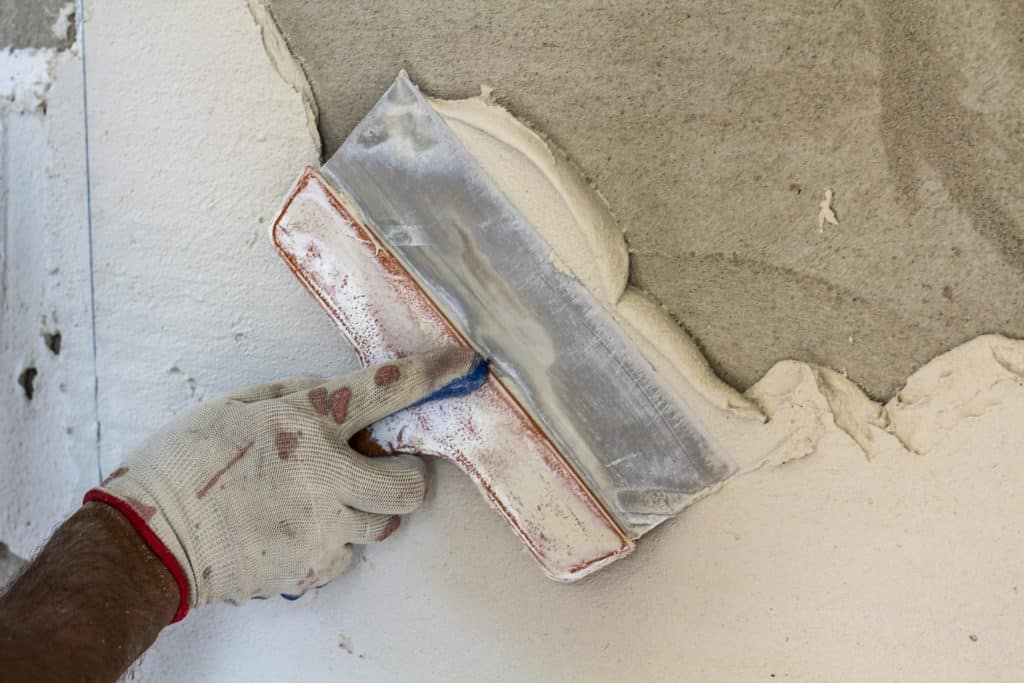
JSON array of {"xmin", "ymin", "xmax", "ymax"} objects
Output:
[{"xmin": 409, "ymin": 355, "xmax": 489, "ymax": 409}]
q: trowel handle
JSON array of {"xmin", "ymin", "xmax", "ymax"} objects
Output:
[
  {"xmin": 272, "ymin": 169, "xmax": 633, "ymax": 580},
  {"xmin": 351, "ymin": 374, "xmax": 635, "ymax": 582}
]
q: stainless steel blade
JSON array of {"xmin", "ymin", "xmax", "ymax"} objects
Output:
[{"xmin": 321, "ymin": 73, "xmax": 735, "ymax": 536}]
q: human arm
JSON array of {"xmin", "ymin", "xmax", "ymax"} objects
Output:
[
  {"xmin": 0, "ymin": 502, "xmax": 178, "ymax": 682},
  {"xmin": 0, "ymin": 347, "xmax": 486, "ymax": 682}
]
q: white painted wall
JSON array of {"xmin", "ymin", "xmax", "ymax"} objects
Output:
[
  {"xmin": 1, "ymin": 37, "xmax": 95, "ymax": 555},
  {"xmin": 81, "ymin": 2, "xmax": 352, "ymax": 476}
]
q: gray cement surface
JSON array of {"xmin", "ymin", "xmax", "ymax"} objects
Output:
[
  {"xmin": 0, "ymin": 0, "xmax": 74, "ymax": 50},
  {"xmin": 266, "ymin": 0, "xmax": 1024, "ymax": 398}
]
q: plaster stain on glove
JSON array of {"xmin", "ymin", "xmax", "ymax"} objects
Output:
[
  {"xmin": 102, "ymin": 466, "xmax": 129, "ymax": 485},
  {"xmin": 275, "ymin": 431, "xmax": 301, "ymax": 460},
  {"xmin": 308, "ymin": 387, "xmax": 330, "ymax": 415},
  {"xmin": 296, "ymin": 568, "xmax": 318, "ymax": 592},
  {"xmin": 124, "ymin": 496, "xmax": 157, "ymax": 522},
  {"xmin": 330, "ymin": 388, "xmax": 352, "ymax": 424},
  {"xmin": 196, "ymin": 440, "xmax": 255, "ymax": 499},
  {"xmin": 376, "ymin": 515, "xmax": 401, "ymax": 541},
  {"xmin": 373, "ymin": 364, "xmax": 401, "ymax": 386}
]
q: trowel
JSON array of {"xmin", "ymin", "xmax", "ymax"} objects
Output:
[{"xmin": 271, "ymin": 73, "xmax": 735, "ymax": 580}]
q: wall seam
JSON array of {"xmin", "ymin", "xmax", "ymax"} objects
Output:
[{"xmin": 76, "ymin": 0, "xmax": 102, "ymax": 483}]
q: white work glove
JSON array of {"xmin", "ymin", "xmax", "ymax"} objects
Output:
[{"xmin": 84, "ymin": 347, "xmax": 486, "ymax": 622}]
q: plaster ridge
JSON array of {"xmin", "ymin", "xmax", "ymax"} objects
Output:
[
  {"xmin": 245, "ymin": 0, "xmax": 322, "ymax": 158},
  {"xmin": 807, "ymin": 364, "xmax": 888, "ymax": 459}
]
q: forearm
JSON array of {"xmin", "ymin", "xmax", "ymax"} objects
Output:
[{"xmin": 0, "ymin": 502, "xmax": 179, "ymax": 682}]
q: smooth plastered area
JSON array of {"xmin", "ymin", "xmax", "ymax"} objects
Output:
[{"xmin": 1, "ymin": 1, "xmax": 1022, "ymax": 681}]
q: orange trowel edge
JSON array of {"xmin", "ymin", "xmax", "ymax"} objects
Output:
[{"xmin": 272, "ymin": 168, "xmax": 633, "ymax": 581}]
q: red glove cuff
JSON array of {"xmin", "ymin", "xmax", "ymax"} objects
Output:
[{"xmin": 83, "ymin": 489, "xmax": 190, "ymax": 624}]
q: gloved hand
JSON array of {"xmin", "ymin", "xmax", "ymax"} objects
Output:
[{"xmin": 85, "ymin": 347, "xmax": 487, "ymax": 622}]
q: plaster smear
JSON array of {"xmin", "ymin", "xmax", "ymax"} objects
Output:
[
  {"xmin": 430, "ymin": 88, "xmax": 1024, "ymax": 472},
  {"xmin": 431, "ymin": 89, "xmax": 890, "ymax": 474}
]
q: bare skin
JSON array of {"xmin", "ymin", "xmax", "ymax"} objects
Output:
[{"xmin": 0, "ymin": 502, "xmax": 178, "ymax": 682}]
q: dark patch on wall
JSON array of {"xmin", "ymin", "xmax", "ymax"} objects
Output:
[
  {"xmin": 43, "ymin": 330, "xmax": 61, "ymax": 355},
  {"xmin": 17, "ymin": 366, "xmax": 38, "ymax": 401}
]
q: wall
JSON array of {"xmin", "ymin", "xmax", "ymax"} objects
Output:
[{"xmin": 2, "ymin": 2, "xmax": 1022, "ymax": 681}]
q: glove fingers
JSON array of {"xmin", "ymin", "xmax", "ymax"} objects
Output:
[
  {"xmin": 335, "ymin": 454, "xmax": 427, "ymax": 515},
  {"xmin": 228, "ymin": 376, "xmax": 324, "ymax": 403},
  {"xmin": 281, "ymin": 511, "xmax": 402, "ymax": 598},
  {"xmin": 335, "ymin": 506, "xmax": 404, "ymax": 545},
  {"xmin": 279, "ymin": 545, "xmax": 354, "ymax": 600},
  {"xmin": 299, "ymin": 347, "xmax": 486, "ymax": 438}
]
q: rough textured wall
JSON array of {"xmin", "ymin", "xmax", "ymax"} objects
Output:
[{"xmin": 266, "ymin": 0, "xmax": 1024, "ymax": 398}]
